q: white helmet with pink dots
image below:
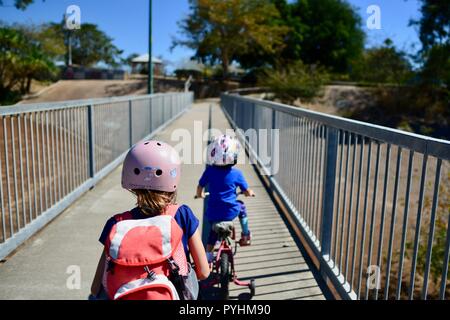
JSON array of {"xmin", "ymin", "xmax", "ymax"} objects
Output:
[
  {"xmin": 121, "ymin": 140, "xmax": 181, "ymax": 192},
  {"xmin": 206, "ymin": 135, "xmax": 241, "ymax": 166}
]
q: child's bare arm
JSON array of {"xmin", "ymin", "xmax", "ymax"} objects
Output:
[
  {"xmin": 195, "ymin": 185, "xmax": 205, "ymax": 198},
  {"xmin": 90, "ymin": 250, "xmax": 106, "ymax": 296},
  {"xmin": 188, "ymin": 229, "xmax": 210, "ymax": 280}
]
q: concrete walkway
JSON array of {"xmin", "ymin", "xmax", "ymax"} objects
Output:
[{"xmin": 0, "ymin": 101, "xmax": 326, "ymax": 300}]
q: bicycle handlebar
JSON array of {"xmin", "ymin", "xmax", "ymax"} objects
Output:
[{"xmin": 194, "ymin": 191, "xmax": 255, "ymax": 199}]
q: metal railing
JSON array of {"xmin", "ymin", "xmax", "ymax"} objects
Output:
[
  {"xmin": 221, "ymin": 93, "xmax": 450, "ymax": 300},
  {"xmin": 0, "ymin": 92, "xmax": 193, "ymax": 259}
]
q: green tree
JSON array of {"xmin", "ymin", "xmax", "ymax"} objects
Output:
[
  {"xmin": 285, "ymin": 0, "xmax": 365, "ymax": 73},
  {"xmin": 47, "ymin": 22, "xmax": 123, "ymax": 67},
  {"xmin": 0, "ymin": 26, "xmax": 56, "ymax": 103},
  {"xmin": 235, "ymin": 0, "xmax": 365, "ymax": 74},
  {"xmin": 259, "ymin": 60, "xmax": 329, "ymax": 104},
  {"xmin": 0, "ymin": 0, "xmax": 38, "ymax": 10},
  {"xmin": 411, "ymin": 0, "xmax": 450, "ymax": 88},
  {"xmin": 351, "ymin": 39, "xmax": 413, "ymax": 84},
  {"xmin": 173, "ymin": 0, "xmax": 289, "ymax": 78},
  {"xmin": 411, "ymin": 0, "xmax": 449, "ymax": 51}
]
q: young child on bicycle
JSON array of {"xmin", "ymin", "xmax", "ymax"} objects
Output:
[
  {"xmin": 196, "ymin": 135, "xmax": 255, "ymax": 252},
  {"xmin": 90, "ymin": 140, "xmax": 209, "ymax": 300}
]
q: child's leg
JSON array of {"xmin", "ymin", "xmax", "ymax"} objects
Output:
[
  {"xmin": 237, "ymin": 200, "xmax": 250, "ymax": 235},
  {"xmin": 206, "ymin": 227, "xmax": 218, "ymax": 252}
]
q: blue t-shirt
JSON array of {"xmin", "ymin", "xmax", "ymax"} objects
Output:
[
  {"xmin": 199, "ymin": 165, "xmax": 249, "ymax": 222},
  {"xmin": 98, "ymin": 205, "xmax": 199, "ymax": 256}
]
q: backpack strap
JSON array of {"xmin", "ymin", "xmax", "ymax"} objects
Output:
[{"xmin": 113, "ymin": 211, "xmax": 133, "ymax": 222}]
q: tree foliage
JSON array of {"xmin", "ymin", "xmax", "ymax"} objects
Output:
[
  {"xmin": 411, "ymin": 0, "xmax": 449, "ymax": 51},
  {"xmin": 45, "ymin": 22, "xmax": 123, "ymax": 67},
  {"xmin": 279, "ymin": 0, "xmax": 365, "ymax": 73},
  {"xmin": 173, "ymin": 0, "xmax": 289, "ymax": 77},
  {"xmin": 351, "ymin": 39, "xmax": 413, "ymax": 84},
  {"xmin": 259, "ymin": 60, "xmax": 329, "ymax": 104},
  {"xmin": 0, "ymin": 25, "xmax": 57, "ymax": 103},
  {"xmin": 411, "ymin": 0, "xmax": 450, "ymax": 88},
  {"xmin": 0, "ymin": 0, "xmax": 38, "ymax": 10}
]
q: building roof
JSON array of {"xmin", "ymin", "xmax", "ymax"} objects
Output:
[{"xmin": 131, "ymin": 54, "xmax": 163, "ymax": 64}]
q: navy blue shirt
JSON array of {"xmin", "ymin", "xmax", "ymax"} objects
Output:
[
  {"xmin": 199, "ymin": 165, "xmax": 249, "ymax": 222},
  {"xmin": 99, "ymin": 205, "xmax": 199, "ymax": 256}
]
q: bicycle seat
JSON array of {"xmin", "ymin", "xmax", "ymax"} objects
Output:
[{"xmin": 212, "ymin": 221, "xmax": 234, "ymax": 238}]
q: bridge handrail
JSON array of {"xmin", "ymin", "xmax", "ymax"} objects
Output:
[
  {"xmin": 221, "ymin": 92, "xmax": 449, "ymax": 300},
  {"xmin": 226, "ymin": 94, "xmax": 450, "ymax": 160},
  {"xmin": 0, "ymin": 91, "xmax": 194, "ymax": 260},
  {"xmin": 0, "ymin": 92, "xmax": 186, "ymax": 115}
]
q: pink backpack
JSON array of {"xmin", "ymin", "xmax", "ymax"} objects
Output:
[{"xmin": 103, "ymin": 204, "xmax": 189, "ymax": 300}]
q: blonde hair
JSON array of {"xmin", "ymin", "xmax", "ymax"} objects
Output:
[{"xmin": 130, "ymin": 189, "xmax": 176, "ymax": 216}]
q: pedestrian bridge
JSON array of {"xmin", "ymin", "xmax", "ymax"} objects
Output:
[{"xmin": 0, "ymin": 92, "xmax": 448, "ymax": 300}]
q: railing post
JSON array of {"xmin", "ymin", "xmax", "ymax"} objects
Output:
[
  {"xmin": 149, "ymin": 96, "xmax": 153, "ymax": 134},
  {"xmin": 270, "ymin": 109, "xmax": 278, "ymax": 176},
  {"xmin": 320, "ymin": 127, "xmax": 338, "ymax": 259},
  {"xmin": 87, "ymin": 104, "xmax": 95, "ymax": 178},
  {"xmin": 129, "ymin": 100, "xmax": 133, "ymax": 147}
]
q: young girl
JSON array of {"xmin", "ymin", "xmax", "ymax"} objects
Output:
[
  {"xmin": 90, "ymin": 140, "xmax": 209, "ymax": 299},
  {"xmin": 196, "ymin": 135, "xmax": 255, "ymax": 252}
]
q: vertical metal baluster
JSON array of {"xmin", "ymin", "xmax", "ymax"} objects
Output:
[
  {"xmin": 57, "ymin": 110, "xmax": 63, "ymax": 199},
  {"xmin": 24, "ymin": 114, "xmax": 32, "ymax": 223},
  {"xmin": 75, "ymin": 108, "xmax": 81, "ymax": 187},
  {"xmin": 0, "ymin": 117, "xmax": 5, "ymax": 242},
  {"xmin": 82, "ymin": 107, "xmax": 86, "ymax": 182},
  {"xmin": 439, "ymin": 211, "xmax": 450, "ymax": 299},
  {"xmin": 41, "ymin": 111, "xmax": 48, "ymax": 211},
  {"xmin": 350, "ymin": 135, "xmax": 365, "ymax": 290},
  {"xmin": 306, "ymin": 120, "xmax": 314, "ymax": 229},
  {"xmin": 11, "ymin": 116, "xmax": 20, "ymax": 230},
  {"xmin": 3, "ymin": 117, "xmax": 13, "ymax": 236},
  {"xmin": 30, "ymin": 113, "xmax": 38, "ymax": 219},
  {"xmin": 45, "ymin": 111, "xmax": 52, "ymax": 206},
  {"xmin": 333, "ymin": 130, "xmax": 344, "ymax": 262},
  {"xmin": 94, "ymin": 105, "xmax": 98, "ymax": 173},
  {"xmin": 18, "ymin": 115, "xmax": 26, "ymax": 227},
  {"xmin": 374, "ymin": 143, "xmax": 391, "ymax": 299},
  {"xmin": 67, "ymin": 109, "xmax": 73, "ymax": 191},
  {"xmin": 384, "ymin": 146, "xmax": 402, "ymax": 299},
  {"xmin": 51, "ymin": 111, "xmax": 57, "ymax": 202},
  {"xmin": 295, "ymin": 118, "xmax": 302, "ymax": 213},
  {"xmin": 61, "ymin": 109, "xmax": 70, "ymax": 197},
  {"xmin": 299, "ymin": 118, "xmax": 307, "ymax": 220},
  {"xmin": 408, "ymin": 153, "xmax": 428, "ymax": 300},
  {"xmin": 396, "ymin": 150, "xmax": 414, "ymax": 299},
  {"xmin": 310, "ymin": 123, "xmax": 319, "ymax": 237},
  {"xmin": 302, "ymin": 119, "xmax": 311, "ymax": 225},
  {"xmin": 345, "ymin": 134, "xmax": 358, "ymax": 278},
  {"xmin": 64, "ymin": 108, "xmax": 69, "ymax": 195},
  {"xmin": 421, "ymin": 158, "xmax": 442, "ymax": 299},
  {"xmin": 339, "ymin": 131, "xmax": 351, "ymax": 273},
  {"xmin": 315, "ymin": 125, "xmax": 325, "ymax": 236},
  {"xmin": 356, "ymin": 140, "xmax": 372, "ymax": 298},
  {"xmin": 364, "ymin": 141, "xmax": 381, "ymax": 300}
]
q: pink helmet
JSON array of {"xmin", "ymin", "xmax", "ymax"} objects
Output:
[
  {"xmin": 121, "ymin": 140, "xmax": 181, "ymax": 192},
  {"xmin": 207, "ymin": 135, "xmax": 241, "ymax": 166}
]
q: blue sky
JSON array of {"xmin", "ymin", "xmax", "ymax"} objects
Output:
[{"xmin": 0, "ymin": 0, "xmax": 422, "ymax": 70}]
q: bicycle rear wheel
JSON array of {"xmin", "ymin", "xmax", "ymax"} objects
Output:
[{"xmin": 219, "ymin": 252, "xmax": 230, "ymax": 300}]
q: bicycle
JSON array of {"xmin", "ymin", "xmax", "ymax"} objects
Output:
[{"xmin": 195, "ymin": 192, "xmax": 256, "ymax": 300}]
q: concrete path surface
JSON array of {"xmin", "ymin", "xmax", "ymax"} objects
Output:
[{"xmin": 0, "ymin": 101, "xmax": 326, "ymax": 300}]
